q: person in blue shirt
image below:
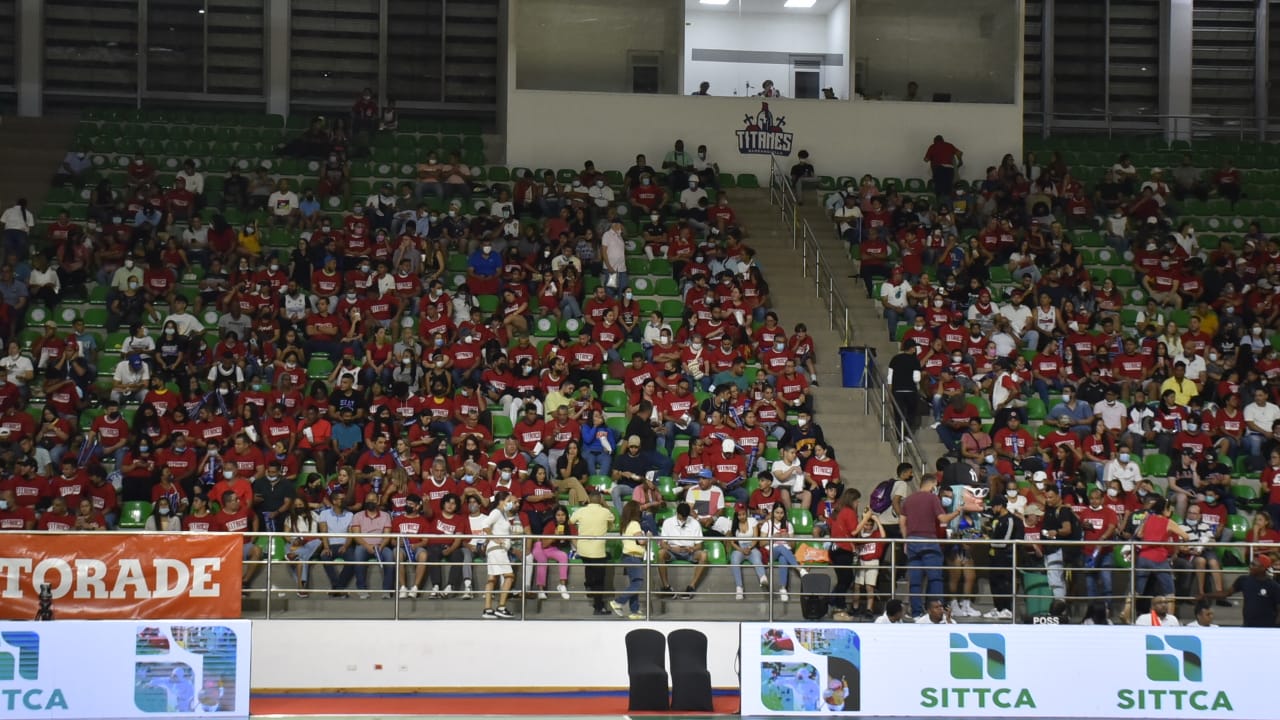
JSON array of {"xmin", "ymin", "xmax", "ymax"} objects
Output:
[
  {"xmin": 467, "ymin": 239, "xmax": 502, "ymax": 296},
  {"xmin": 298, "ymin": 188, "xmax": 322, "ymax": 231},
  {"xmin": 580, "ymin": 408, "xmax": 617, "ymax": 477}
]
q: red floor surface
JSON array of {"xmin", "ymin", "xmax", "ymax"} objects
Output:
[{"xmin": 250, "ymin": 693, "xmax": 740, "ymax": 716}]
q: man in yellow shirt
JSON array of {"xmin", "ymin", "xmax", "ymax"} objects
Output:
[
  {"xmin": 570, "ymin": 489, "xmax": 616, "ymax": 616},
  {"xmin": 1159, "ymin": 361, "xmax": 1199, "ymax": 406}
]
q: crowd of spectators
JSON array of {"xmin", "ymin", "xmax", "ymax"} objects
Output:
[
  {"xmin": 807, "ymin": 138, "xmax": 1280, "ymax": 625},
  {"xmin": 0, "ymin": 102, "xmax": 862, "ymax": 617}
]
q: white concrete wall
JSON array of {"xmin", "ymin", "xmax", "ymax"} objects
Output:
[
  {"xmin": 506, "ymin": 89, "xmax": 1023, "ymax": 180},
  {"xmin": 251, "ymin": 620, "xmax": 742, "ymax": 690}
]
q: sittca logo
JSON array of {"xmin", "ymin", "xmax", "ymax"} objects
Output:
[
  {"xmin": 1117, "ymin": 636, "xmax": 1232, "ymax": 712},
  {"xmin": 0, "ymin": 632, "xmax": 69, "ymax": 712},
  {"xmin": 920, "ymin": 633, "xmax": 1035, "ymax": 711},
  {"xmin": 736, "ymin": 103, "xmax": 794, "ymax": 157}
]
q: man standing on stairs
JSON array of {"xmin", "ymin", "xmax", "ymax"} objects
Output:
[{"xmin": 887, "ymin": 341, "xmax": 923, "ymax": 432}]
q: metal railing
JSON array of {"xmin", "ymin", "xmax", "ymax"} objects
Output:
[
  {"xmin": 1024, "ymin": 110, "xmax": 1269, "ymax": 141},
  {"xmin": 766, "ymin": 157, "xmax": 852, "ymax": 347},
  {"xmin": 182, "ymin": 530, "xmax": 1275, "ymax": 623},
  {"xmin": 766, "ymin": 157, "xmax": 928, "ymax": 471}
]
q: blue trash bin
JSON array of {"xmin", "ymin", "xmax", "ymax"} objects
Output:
[{"xmin": 840, "ymin": 346, "xmax": 872, "ymax": 388}]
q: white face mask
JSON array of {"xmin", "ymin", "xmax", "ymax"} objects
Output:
[
  {"xmin": 985, "ymin": 454, "xmax": 995, "ymax": 465},
  {"xmin": 1107, "ymin": 488, "xmax": 1119, "ymax": 498},
  {"xmin": 1006, "ymin": 490, "xmax": 1018, "ymax": 498},
  {"xmin": 797, "ymin": 417, "xmax": 808, "ymax": 428},
  {"xmin": 1118, "ymin": 452, "xmax": 1130, "ymax": 463}
]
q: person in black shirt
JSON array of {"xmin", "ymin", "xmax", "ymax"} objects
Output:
[
  {"xmin": 622, "ymin": 401, "xmax": 673, "ymax": 477},
  {"xmin": 986, "ymin": 495, "xmax": 1024, "ymax": 618},
  {"xmin": 624, "ymin": 155, "xmax": 657, "ymax": 193},
  {"xmin": 1204, "ymin": 553, "xmax": 1280, "ymax": 627},
  {"xmin": 1042, "ymin": 487, "xmax": 1081, "ymax": 600},
  {"xmin": 887, "ymin": 341, "xmax": 922, "ymax": 431}
]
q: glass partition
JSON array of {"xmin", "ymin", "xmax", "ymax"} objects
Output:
[
  {"xmin": 854, "ymin": 0, "xmax": 1018, "ymax": 103},
  {"xmin": 514, "ymin": 0, "xmax": 683, "ymax": 94}
]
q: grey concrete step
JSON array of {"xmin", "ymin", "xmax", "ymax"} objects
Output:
[{"xmin": 734, "ymin": 188, "xmax": 904, "ymax": 491}]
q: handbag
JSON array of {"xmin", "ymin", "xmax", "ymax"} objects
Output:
[{"xmin": 796, "ymin": 543, "xmax": 830, "ymax": 565}]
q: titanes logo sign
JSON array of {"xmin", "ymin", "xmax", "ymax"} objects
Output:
[
  {"xmin": 1117, "ymin": 635, "xmax": 1232, "ymax": 712},
  {"xmin": 0, "ymin": 631, "xmax": 69, "ymax": 712},
  {"xmin": 736, "ymin": 103, "xmax": 794, "ymax": 157},
  {"xmin": 920, "ymin": 633, "xmax": 1036, "ymax": 710}
]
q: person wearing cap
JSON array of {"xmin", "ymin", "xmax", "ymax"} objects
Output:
[
  {"xmin": 109, "ymin": 352, "xmax": 150, "ymax": 404},
  {"xmin": 686, "ymin": 469, "xmax": 728, "ymax": 537},
  {"xmin": 610, "ymin": 435, "xmax": 652, "ymax": 513},
  {"xmin": 1201, "ymin": 552, "xmax": 1280, "ymax": 627}
]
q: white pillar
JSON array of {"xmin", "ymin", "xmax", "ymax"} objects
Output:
[
  {"xmin": 265, "ymin": 0, "xmax": 291, "ymax": 117},
  {"xmin": 15, "ymin": 0, "xmax": 43, "ymax": 117},
  {"xmin": 1160, "ymin": 0, "xmax": 1193, "ymax": 142}
]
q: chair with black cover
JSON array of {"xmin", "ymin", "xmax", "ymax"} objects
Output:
[
  {"xmin": 668, "ymin": 628, "xmax": 713, "ymax": 711},
  {"xmin": 625, "ymin": 628, "xmax": 669, "ymax": 711}
]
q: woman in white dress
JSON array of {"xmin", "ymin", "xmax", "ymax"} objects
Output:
[{"xmin": 480, "ymin": 490, "xmax": 523, "ymax": 619}]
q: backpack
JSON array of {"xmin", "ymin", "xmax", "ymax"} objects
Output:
[
  {"xmin": 868, "ymin": 479, "xmax": 895, "ymax": 514},
  {"xmin": 800, "ymin": 573, "xmax": 832, "ymax": 620}
]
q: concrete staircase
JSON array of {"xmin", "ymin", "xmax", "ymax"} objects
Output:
[
  {"xmin": 782, "ymin": 193, "xmax": 952, "ymax": 470},
  {"xmin": 0, "ymin": 116, "xmax": 79, "ymax": 215},
  {"xmin": 733, "ymin": 189, "xmax": 905, "ymax": 495}
]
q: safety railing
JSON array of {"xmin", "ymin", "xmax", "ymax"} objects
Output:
[
  {"xmin": 766, "ymin": 157, "xmax": 852, "ymax": 347},
  {"xmin": 1024, "ymin": 110, "xmax": 1268, "ymax": 141},
  {"xmin": 189, "ymin": 531, "xmax": 1269, "ymax": 624},
  {"xmin": 767, "ymin": 157, "xmax": 928, "ymax": 472}
]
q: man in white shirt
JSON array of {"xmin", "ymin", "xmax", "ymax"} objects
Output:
[
  {"xmin": 1244, "ymin": 388, "xmax": 1280, "ymax": 459},
  {"xmin": 0, "ymin": 341, "xmax": 34, "ymax": 394},
  {"xmin": 873, "ymin": 598, "xmax": 907, "ymax": 623},
  {"xmin": 588, "ymin": 179, "xmax": 615, "ymax": 219},
  {"xmin": 832, "ymin": 194, "xmax": 862, "ymax": 245},
  {"xmin": 1103, "ymin": 445, "xmax": 1142, "ymax": 492},
  {"xmin": 266, "ymin": 179, "xmax": 301, "ymax": 230},
  {"xmin": 878, "ymin": 268, "xmax": 915, "ymax": 342},
  {"xmin": 1093, "ymin": 387, "xmax": 1127, "ymax": 433},
  {"xmin": 600, "ymin": 220, "xmax": 628, "ymax": 299},
  {"xmin": 178, "ymin": 160, "xmax": 205, "ymax": 199},
  {"xmin": 1133, "ymin": 595, "xmax": 1180, "ymax": 626},
  {"xmin": 160, "ymin": 296, "xmax": 206, "ymax": 337},
  {"xmin": 920, "ymin": 598, "xmax": 957, "ymax": 624},
  {"xmin": 998, "ymin": 289, "xmax": 1037, "ymax": 349},
  {"xmin": 1179, "ymin": 349, "xmax": 1207, "ymax": 386},
  {"xmin": 182, "ymin": 215, "xmax": 209, "ymax": 259},
  {"xmin": 657, "ymin": 502, "xmax": 708, "ymax": 599},
  {"xmin": 770, "ymin": 445, "xmax": 806, "ymax": 497},
  {"xmin": 111, "ymin": 354, "xmax": 150, "ymax": 403},
  {"xmin": 678, "ymin": 176, "xmax": 708, "ymax": 212}
]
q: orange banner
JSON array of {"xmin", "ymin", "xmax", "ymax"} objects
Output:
[{"xmin": 0, "ymin": 533, "xmax": 243, "ymax": 620}]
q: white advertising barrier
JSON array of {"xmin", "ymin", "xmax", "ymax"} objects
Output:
[
  {"xmin": 0, "ymin": 620, "xmax": 250, "ymax": 719},
  {"xmin": 252, "ymin": 620, "xmax": 738, "ymax": 691},
  {"xmin": 741, "ymin": 623, "xmax": 1267, "ymax": 719}
]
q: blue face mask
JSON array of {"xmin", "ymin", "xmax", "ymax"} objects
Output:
[{"xmin": 941, "ymin": 495, "xmax": 954, "ymax": 510}]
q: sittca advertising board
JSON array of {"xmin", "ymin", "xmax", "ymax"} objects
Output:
[
  {"xmin": 0, "ymin": 620, "xmax": 250, "ymax": 719},
  {"xmin": 740, "ymin": 623, "xmax": 1267, "ymax": 718}
]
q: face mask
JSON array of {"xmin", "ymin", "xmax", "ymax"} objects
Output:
[
  {"xmin": 124, "ymin": 259, "xmax": 135, "ymax": 269},
  {"xmin": 285, "ymin": 361, "xmax": 297, "ymax": 370},
  {"xmin": 462, "ymin": 474, "xmax": 475, "ymax": 485},
  {"xmin": 270, "ymin": 264, "xmax": 279, "ymax": 272},
  {"xmin": 1089, "ymin": 503, "xmax": 1102, "ymax": 511},
  {"xmin": 1254, "ymin": 327, "xmax": 1263, "ymax": 335},
  {"xmin": 353, "ymin": 207, "xmax": 364, "ymax": 215},
  {"xmin": 482, "ymin": 245, "xmax": 492, "ymax": 254},
  {"xmin": 1006, "ymin": 490, "xmax": 1018, "ymax": 498},
  {"xmin": 504, "ymin": 500, "xmax": 518, "ymax": 513},
  {"xmin": 1034, "ymin": 481, "xmax": 1045, "ymax": 490},
  {"xmin": 985, "ymin": 454, "xmax": 996, "ymax": 465},
  {"xmin": 223, "ymin": 470, "xmax": 234, "ymax": 479},
  {"xmin": 164, "ymin": 328, "xmax": 174, "ymax": 336},
  {"xmin": 128, "ymin": 280, "xmax": 139, "ymax": 289},
  {"xmin": 0, "ymin": 499, "xmax": 9, "ymax": 510},
  {"xmin": 797, "ymin": 417, "xmax": 808, "ymax": 428},
  {"xmin": 139, "ymin": 445, "xmax": 150, "ymax": 453},
  {"xmin": 157, "ymin": 506, "xmax": 170, "ymax": 516},
  {"xmin": 1137, "ymin": 489, "xmax": 1149, "ymax": 498},
  {"xmin": 774, "ymin": 342, "xmax": 786, "ymax": 352},
  {"xmin": 1062, "ymin": 393, "xmax": 1072, "ymax": 402},
  {"xmin": 641, "ymin": 178, "xmax": 650, "ymax": 186},
  {"xmin": 1205, "ymin": 495, "xmax": 1218, "ymax": 504},
  {"xmin": 501, "ymin": 470, "xmax": 512, "ymax": 480},
  {"xmin": 1118, "ymin": 452, "xmax": 1130, "ymax": 464}
]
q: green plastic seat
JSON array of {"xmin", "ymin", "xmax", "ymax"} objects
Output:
[
  {"xmin": 602, "ymin": 389, "xmax": 628, "ymax": 410},
  {"xmin": 1141, "ymin": 454, "xmax": 1170, "ymax": 478},
  {"xmin": 657, "ymin": 476, "xmax": 677, "ymax": 501},
  {"xmin": 119, "ymin": 501, "xmax": 152, "ymax": 529},
  {"xmin": 788, "ymin": 508, "xmax": 814, "ymax": 535},
  {"xmin": 735, "ymin": 174, "xmax": 760, "ymax": 189},
  {"xmin": 1227, "ymin": 514, "xmax": 1249, "ymax": 542},
  {"xmin": 491, "ymin": 415, "xmax": 513, "ymax": 438},
  {"xmin": 1025, "ymin": 397, "xmax": 1046, "ymax": 421},
  {"xmin": 705, "ymin": 539, "xmax": 729, "ymax": 565}
]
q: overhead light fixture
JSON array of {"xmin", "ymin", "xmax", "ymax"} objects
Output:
[
  {"xmin": 699, "ymin": 0, "xmax": 732, "ymax": 5},
  {"xmin": 784, "ymin": 0, "xmax": 817, "ymax": 7}
]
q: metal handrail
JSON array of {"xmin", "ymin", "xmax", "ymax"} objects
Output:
[
  {"xmin": 48, "ymin": 529, "xmax": 1267, "ymax": 623},
  {"xmin": 767, "ymin": 157, "xmax": 928, "ymax": 472},
  {"xmin": 1023, "ymin": 110, "xmax": 1268, "ymax": 141}
]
